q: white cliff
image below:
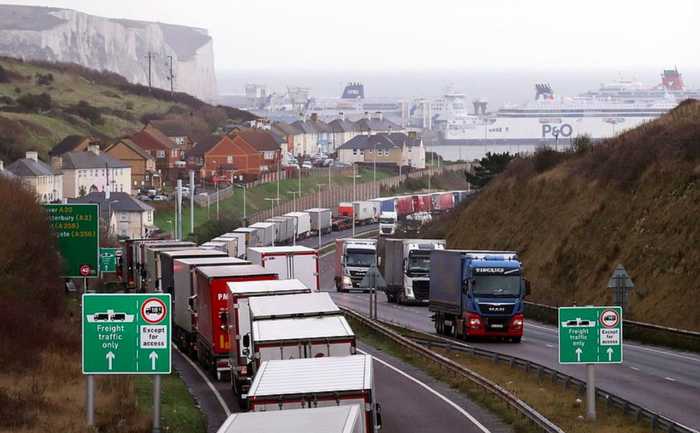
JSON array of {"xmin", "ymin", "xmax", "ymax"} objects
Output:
[{"xmin": 0, "ymin": 5, "xmax": 217, "ymax": 101}]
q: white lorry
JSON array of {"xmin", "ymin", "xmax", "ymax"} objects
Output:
[
  {"xmin": 283, "ymin": 211, "xmax": 311, "ymax": 239},
  {"xmin": 380, "ymin": 238, "xmax": 446, "ymax": 304},
  {"xmin": 335, "ymin": 238, "xmax": 378, "ymax": 292},
  {"xmin": 232, "ymin": 292, "xmax": 354, "ymax": 398},
  {"xmin": 247, "ymin": 355, "xmax": 382, "ymax": 433},
  {"xmin": 216, "ymin": 405, "xmax": 364, "ymax": 433},
  {"xmin": 249, "ymin": 222, "xmax": 276, "ymax": 246},
  {"xmin": 247, "ymin": 246, "xmax": 319, "ymax": 291}
]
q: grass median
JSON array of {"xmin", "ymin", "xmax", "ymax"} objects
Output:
[{"xmin": 348, "ymin": 316, "xmax": 650, "ymax": 433}]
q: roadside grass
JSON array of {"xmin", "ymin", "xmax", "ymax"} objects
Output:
[
  {"xmin": 134, "ymin": 375, "xmax": 207, "ymax": 433},
  {"xmin": 153, "ymin": 167, "xmax": 393, "ymax": 232},
  {"xmin": 348, "ymin": 317, "xmax": 650, "ymax": 433}
]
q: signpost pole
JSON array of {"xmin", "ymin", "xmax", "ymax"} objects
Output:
[
  {"xmin": 86, "ymin": 374, "xmax": 95, "ymax": 426},
  {"xmin": 152, "ymin": 375, "xmax": 161, "ymax": 433},
  {"xmin": 586, "ymin": 364, "xmax": 596, "ymax": 420}
]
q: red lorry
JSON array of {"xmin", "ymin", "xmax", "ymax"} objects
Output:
[
  {"xmin": 194, "ymin": 264, "xmax": 278, "ymax": 379},
  {"xmin": 395, "ymin": 196, "xmax": 414, "ymax": 218}
]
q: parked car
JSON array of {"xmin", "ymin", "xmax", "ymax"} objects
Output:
[
  {"xmin": 152, "ymin": 195, "xmax": 169, "ymax": 201},
  {"xmin": 301, "ymin": 161, "xmax": 313, "ymax": 170}
]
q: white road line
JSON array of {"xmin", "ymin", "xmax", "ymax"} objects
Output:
[
  {"xmin": 545, "ymin": 344, "xmax": 554, "ymax": 348},
  {"xmin": 664, "ymin": 377, "xmax": 677, "ymax": 382},
  {"xmin": 175, "ymin": 345, "xmax": 231, "ymax": 417},
  {"xmin": 526, "ymin": 321, "xmax": 700, "ymax": 363},
  {"xmin": 357, "ymin": 348, "xmax": 491, "ymax": 433},
  {"xmin": 629, "ymin": 366, "xmax": 640, "ymax": 371}
]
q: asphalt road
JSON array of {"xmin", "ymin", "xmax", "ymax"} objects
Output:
[
  {"xmin": 173, "ymin": 225, "xmax": 514, "ymax": 433},
  {"xmin": 315, "ymin": 248, "xmax": 700, "ymax": 431}
]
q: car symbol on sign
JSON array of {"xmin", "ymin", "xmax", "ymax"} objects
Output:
[{"xmin": 561, "ymin": 318, "xmax": 596, "ymax": 328}]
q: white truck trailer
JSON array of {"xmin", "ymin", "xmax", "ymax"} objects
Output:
[
  {"xmin": 247, "ymin": 355, "xmax": 382, "ymax": 433},
  {"xmin": 247, "ymin": 246, "xmax": 319, "ymax": 291},
  {"xmin": 284, "ymin": 211, "xmax": 311, "ymax": 239},
  {"xmin": 380, "ymin": 238, "xmax": 446, "ymax": 304},
  {"xmin": 249, "ymin": 222, "xmax": 276, "ymax": 246},
  {"xmin": 216, "ymin": 405, "xmax": 364, "ymax": 433},
  {"xmin": 306, "ymin": 208, "xmax": 332, "ymax": 234}
]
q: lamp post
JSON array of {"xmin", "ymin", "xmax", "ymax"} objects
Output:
[
  {"xmin": 288, "ymin": 190, "xmax": 300, "ymax": 212},
  {"xmin": 316, "ymin": 184, "xmax": 324, "ymax": 250},
  {"xmin": 234, "ymin": 184, "xmax": 246, "ymax": 224},
  {"xmin": 107, "ymin": 200, "xmax": 119, "ymax": 237},
  {"xmin": 264, "ymin": 197, "xmax": 280, "ymax": 245},
  {"xmin": 352, "ymin": 163, "xmax": 356, "ymax": 237}
]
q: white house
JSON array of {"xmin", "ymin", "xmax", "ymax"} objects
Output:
[
  {"xmin": 5, "ymin": 151, "xmax": 63, "ymax": 202},
  {"xmin": 70, "ymin": 191, "xmax": 154, "ymax": 239},
  {"xmin": 58, "ymin": 145, "xmax": 131, "ymax": 198}
]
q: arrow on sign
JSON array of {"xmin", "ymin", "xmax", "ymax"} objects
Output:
[
  {"xmin": 607, "ymin": 347, "xmax": 614, "ymax": 362},
  {"xmin": 575, "ymin": 347, "xmax": 583, "ymax": 362},
  {"xmin": 106, "ymin": 351, "xmax": 115, "ymax": 370},
  {"xmin": 149, "ymin": 351, "xmax": 158, "ymax": 370}
]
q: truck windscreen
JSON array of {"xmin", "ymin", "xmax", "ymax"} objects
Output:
[
  {"xmin": 472, "ymin": 275, "xmax": 520, "ymax": 297},
  {"xmin": 407, "ymin": 252, "xmax": 431, "ymax": 274},
  {"xmin": 345, "ymin": 250, "xmax": 376, "ymax": 267},
  {"xmin": 379, "ymin": 218, "xmax": 395, "ymax": 224}
]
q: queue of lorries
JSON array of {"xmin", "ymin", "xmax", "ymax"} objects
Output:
[{"xmin": 120, "ymin": 233, "xmax": 382, "ymax": 433}]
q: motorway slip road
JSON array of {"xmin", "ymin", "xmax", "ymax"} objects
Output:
[{"xmin": 316, "ymin": 250, "xmax": 700, "ymax": 431}]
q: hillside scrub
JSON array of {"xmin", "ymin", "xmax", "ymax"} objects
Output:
[{"xmin": 447, "ymin": 100, "xmax": 700, "ymax": 331}]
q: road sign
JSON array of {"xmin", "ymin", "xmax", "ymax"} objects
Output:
[
  {"xmin": 45, "ymin": 204, "xmax": 99, "ymax": 278},
  {"xmin": 82, "ymin": 294, "xmax": 171, "ymax": 374},
  {"xmin": 359, "ymin": 265, "xmax": 387, "ymax": 289},
  {"xmin": 558, "ymin": 306, "xmax": 623, "ymax": 364},
  {"xmin": 99, "ymin": 248, "xmax": 119, "ymax": 273}
]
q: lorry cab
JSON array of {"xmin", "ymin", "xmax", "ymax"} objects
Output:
[
  {"xmin": 430, "ymin": 250, "xmax": 529, "ymax": 342},
  {"xmin": 378, "ymin": 211, "xmax": 397, "ymax": 236},
  {"xmin": 335, "ymin": 239, "xmax": 378, "ymax": 292}
]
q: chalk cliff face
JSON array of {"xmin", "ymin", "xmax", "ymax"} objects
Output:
[{"xmin": 0, "ymin": 5, "xmax": 217, "ymax": 101}]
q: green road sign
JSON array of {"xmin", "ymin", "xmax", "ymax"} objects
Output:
[
  {"xmin": 558, "ymin": 306, "xmax": 623, "ymax": 364},
  {"xmin": 99, "ymin": 248, "xmax": 119, "ymax": 273},
  {"xmin": 45, "ymin": 204, "xmax": 99, "ymax": 278},
  {"xmin": 82, "ymin": 294, "xmax": 171, "ymax": 374}
]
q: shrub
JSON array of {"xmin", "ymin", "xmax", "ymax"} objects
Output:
[
  {"xmin": 35, "ymin": 72, "xmax": 54, "ymax": 86},
  {"xmin": 571, "ymin": 134, "xmax": 593, "ymax": 155},
  {"xmin": 16, "ymin": 92, "xmax": 52, "ymax": 112},
  {"xmin": 532, "ymin": 146, "xmax": 567, "ymax": 173},
  {"xmin": 0, "ymin": 65, "xmax": 9, "ymax": 83},
  {"xmin": 68, "ymin": 100, "xmax": 103, "ymax": 125}
]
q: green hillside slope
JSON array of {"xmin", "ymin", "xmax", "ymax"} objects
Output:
[
  {"xmin": 0, "ymin": 56, "xmax": 254, "ymax": 161},
  {"xmin": 448, "ymin": 100, "xmax": 700, "ymax": 330}
]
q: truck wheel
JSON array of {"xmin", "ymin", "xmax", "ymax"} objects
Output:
[
  {"xmin": 443, "ymin": 323, "xmax": 453, "ymax": 336},
  {"xmin": 511, "ymin": 337, "xmax": 522, "ymax": 343}
]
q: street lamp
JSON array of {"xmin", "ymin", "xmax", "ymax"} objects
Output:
[
  {"xmin": 288, "ymin": 190, "xmax": 300, "ymax": 212},
  {"xmin": 107, "ymin": 199, "xmax": 119, "ymax": 236},
  {"xmin": 234, "ymin": 184, "xmax": 246, "ymax": 224},
  {"xmin": 264, "ymin": 197, "xmax": 280, "ymax": 218},
  {"xmin": 316, "ymin": 184, "xmax": 324, "ymax": 250},
  {"xmin": 349, "ymin": 164, "xmax": 362, "ymax": 237}
]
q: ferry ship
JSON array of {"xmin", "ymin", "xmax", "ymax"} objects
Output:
[{"xmin": 437, "ymin": 69, "xmax": 693, "ymax": 146}]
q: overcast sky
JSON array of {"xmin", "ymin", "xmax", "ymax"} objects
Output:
[{"xmin": 3, "ymin": 0, "xmax": 698, "ymax": 72}]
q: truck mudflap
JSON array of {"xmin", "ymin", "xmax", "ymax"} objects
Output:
[{"xmin": 462, "ymin": 312, "xmax": 524, "ymax": 339}]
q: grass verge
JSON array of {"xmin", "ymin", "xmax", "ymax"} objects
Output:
[
  {"xmin": 134, "ymin": 375, "xmax": 207, "ymax": 433},
  {"xmin": 348, "ymin": 316, "xmax": 651, "ymax": 433}
]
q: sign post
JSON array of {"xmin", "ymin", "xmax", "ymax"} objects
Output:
[
  {"xmin": 82, "ymin": 294, "xmax": 171, "ymax": 430},
  {"xmin": 558, "ymin": 306, "xmax": 623, "ymax": 420},
  {"xmin": 44, "ymin": 204, "xmax": 99, "ymax": 278},
  {"xmin": 360, "ymin": 265, "xmax": 386, "ymax": 320}
]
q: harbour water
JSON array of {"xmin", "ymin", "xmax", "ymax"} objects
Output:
[{"xmin": 427, "ymin": 143, "xmax": 540, "ymax": 162}]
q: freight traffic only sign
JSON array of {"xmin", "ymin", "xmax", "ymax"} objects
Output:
[
  {"xmin": 44, "ymin": 204, "xmax": 99, "ymax": 278},
  {"xmin": 558, "ymin": 306, "xmax": 623, "ymax": 364},
  {"xmin": 82, "ymin": 294, "xmax": 171, "ymax": 374}
]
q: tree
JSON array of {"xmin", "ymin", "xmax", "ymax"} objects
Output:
[
  {"xmin": 16, "ymin": 92, "xmax": 52, "ymax": 112},
  {"xmin": 79, "ymin": 185, "xmax": 87, "ymax": 197},
  {"xmin": 465, "ymin": 152, "xmax": 515, "ymax": 188}
]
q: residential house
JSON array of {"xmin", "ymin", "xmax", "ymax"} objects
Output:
[
  {"xmin": 130, "ymin": 124, "xmax": 179, "ymax": 178},
  {"xmin": 48, "ymin": 135, "xmax": 99, "ymax": 168},
  {"xmin": 354, "ymin": 112, "xmax": 404, "ymax": 135},
  {"xmin": 230, "ymin": 128, "xmax": 282, "ymax": 172},
  {"xmin": 57, "ymin": 146, "xmax": 131, "ymax": 198},
  {"xmin": 337, "ymin": 132, "xmax": 425, "ymax": 169},
  {"xmin": 5, "ymin": 151, "xmax": 63, "ymax": 202},
  {"xmin": 189, "ymin": 135, "xmax": 263, "ymax": 180},
  {"xmin": 70, "ymin": 191, "xmax": 154, "ymax": 239},
  {"xmin": 148, "ymin": 121, "xmax": 196, "ymax": 151},
  {"xmin": 328, "ymin": 115, "xmax": 360, "ymax": 153},
  {"xmin": 271, "ymin": 122, "xmax": 302, "ymax": 159},
  {"xmin": 104, "ymin": 138, "xmax": 160, "ymax": 190},
  {"xmin": 290, "ymin": 114, "xmax": 331, "ymax": 156}
]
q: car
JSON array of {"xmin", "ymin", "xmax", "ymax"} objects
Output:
[
  {"xmin": 302, "ymin": 161, "xmax": 313, "ymax": 170},
  {"xmin": 137, "ymin": 194, "xmax": 152, "ymax": 201},
  {"xmin": 152, "ymin": 195, "xmax": 169, "ymax": 201}
]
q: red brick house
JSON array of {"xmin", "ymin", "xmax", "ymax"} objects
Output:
[
  {"xmin": 130, "ymin": 124, "xmax": 180, "ymax": 177},
  {"xmin": 228, "ymin": 128, "xmax": 282, "ymax": 172},
  {"xmin": 188, "ymin": 134, "xmax": 263, "ymax": 181}
]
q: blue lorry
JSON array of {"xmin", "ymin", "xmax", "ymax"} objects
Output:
[{"xmin": 429, "ymin": 249, "xmax": 530, "ymax": 342}]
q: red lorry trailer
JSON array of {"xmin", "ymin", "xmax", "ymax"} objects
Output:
[
  {"xmin": 194, "ymin": 265, "xmax": 278, "ymax": 379},
  {"xmin": 433, "ymin": 192, "xmax": 455, "ymax": 213},
  {"xmin": 395, "ymin": 195, "xmax": 414, "ymax": 218},
  {"xmin": 412, "ymin": 194, "xmax": 432, "ymax": 213}
]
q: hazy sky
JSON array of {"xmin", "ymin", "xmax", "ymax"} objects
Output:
[{"xmin": 3, "ymin": 0, "xmax": 699, "ymax": 72}]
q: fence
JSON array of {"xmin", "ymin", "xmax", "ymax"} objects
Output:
[{"xmin": 246, "ymin": 163, "xmax": 469, "ymax": 223}]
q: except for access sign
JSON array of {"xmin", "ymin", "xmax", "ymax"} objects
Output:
[
  {"xmin": 558, "ymin": 306, "xmax": 623, "ymax": 364},
  {"xmin": 45, "ymin": 204, "xmax": 99, "ymax": 278},
  {"xmin": 82, "ymin": 294, "xmax": 171, "ymax": 374}
]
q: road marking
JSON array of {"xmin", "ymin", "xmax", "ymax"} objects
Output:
[
  {"xmin": 629, "ymin": 366, "xmax": 640, "ymax": 371},
  {"xmin": 545, "ymin": 344, "xmax": 554, "ymax": 348},
  {"xmin": 526, "ymin": 321, "xmax": 700, "ymax": 363},
  {"xmin": 664, "ymin": 377, "xmax": 677, "ymax": 382},
  {"xmin": 358, "ymin": 348, "xmax": 492, "ymax": 433},
  {"xmin": 174, "ymin": 345, "xmax": 231, "ymax": 417}
]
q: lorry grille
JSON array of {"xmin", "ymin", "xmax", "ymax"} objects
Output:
[
  {"xmin": 478, "ymin": 303, "xmax": 515, "ymax": 315},
  {"xmin": 381, "ymin": 227, "xmax": 393, "ymax": 234},
  {"xmin": 412, "ymin": 280, "xmax": 429, "ymax": 300},
  {"xmin": 349, "ymin": 270, "xmax": 366, "ymax": 286}
]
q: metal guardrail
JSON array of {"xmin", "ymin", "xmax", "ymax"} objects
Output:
[
  {"xmin": 524, "ymin": 301, "xmax": 700, "ymax": 352},
  {"xmin": 368, "ymin": 315, "xmax": 698, "ymax": 433},
  {"xmin": 341, "ymin": 306, "xmax": 566, "ymax": 433}
]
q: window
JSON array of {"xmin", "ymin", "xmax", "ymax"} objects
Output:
[
  {"xmin": 227, "ymin": 156, "xmax": 233, "ymax": 164},
  {"xmin": 157, "ymin": 150, "xmax": 165, "ymax": 158},
  {"xmin": 353, "ymin": 149, "xmax": 358, "ymax": 155}
]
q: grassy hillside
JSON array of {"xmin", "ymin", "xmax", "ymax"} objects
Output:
[
  {"xmin": 447, "ymin": 100, "xmax": 700, "ymax": 331},
  {"xmin": 0, "ymin": 56, "xmax": 254, "ymax": 161}
]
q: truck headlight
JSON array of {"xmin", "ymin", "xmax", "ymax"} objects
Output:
[{"xmin": 342, "ymin": 276, "xmax": 352, "ymax": 286}]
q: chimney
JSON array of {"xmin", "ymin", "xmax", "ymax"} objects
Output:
[
  {"xmin": 310, "ymin": 113, "xmax": 318, "ymax": 122},
  {"xmin": 339, "ymin": 111, "xmax": 345, "ymax": 121},
  {"xmin": 88, "ymin": 144, "xmax": 100, "ymax": 155},
  {"xmin": 376, "ymin": 111, "xmax": 383, "ymax": 121},
  {"xmin": 26, "ymin": 151, "xmax": 38, "ymax": 162}
]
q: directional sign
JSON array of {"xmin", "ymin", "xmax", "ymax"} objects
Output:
[
  {"xmin": 558, "ymin": 306, "xmax": 623, "ymax": 364},
  {"xmin": 82, "ymin": 294, "xmax": 171, "ymax": 374},
  {"xmin": 99, "ymin": 248, "xmax": 119, "ymax": 273},
  {"xmin": 359, "ymin": 264, "xmax": 387, "ymax": 290},
  {"xmin": 45, "ymin": 204, "xmax": 99, "ymax": 278}
]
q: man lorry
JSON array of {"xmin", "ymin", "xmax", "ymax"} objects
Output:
[
  {"xmin": 335, "ymin": 238, "xmax": 378, "ymax": 292},
  {"xmin": 194, "ymin": 265, "xmax": 278, "ymax": 379},
  {"xmin": 247, "ymin": 355, "xmax": 382, "ymax": 433},
  {"xmin": 380, "ymin": 238, "xmax": 446, "ymax": 304},
  {"xmin": 429, "ymin": 250, "xmax": 530, "ymax": 342}
]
